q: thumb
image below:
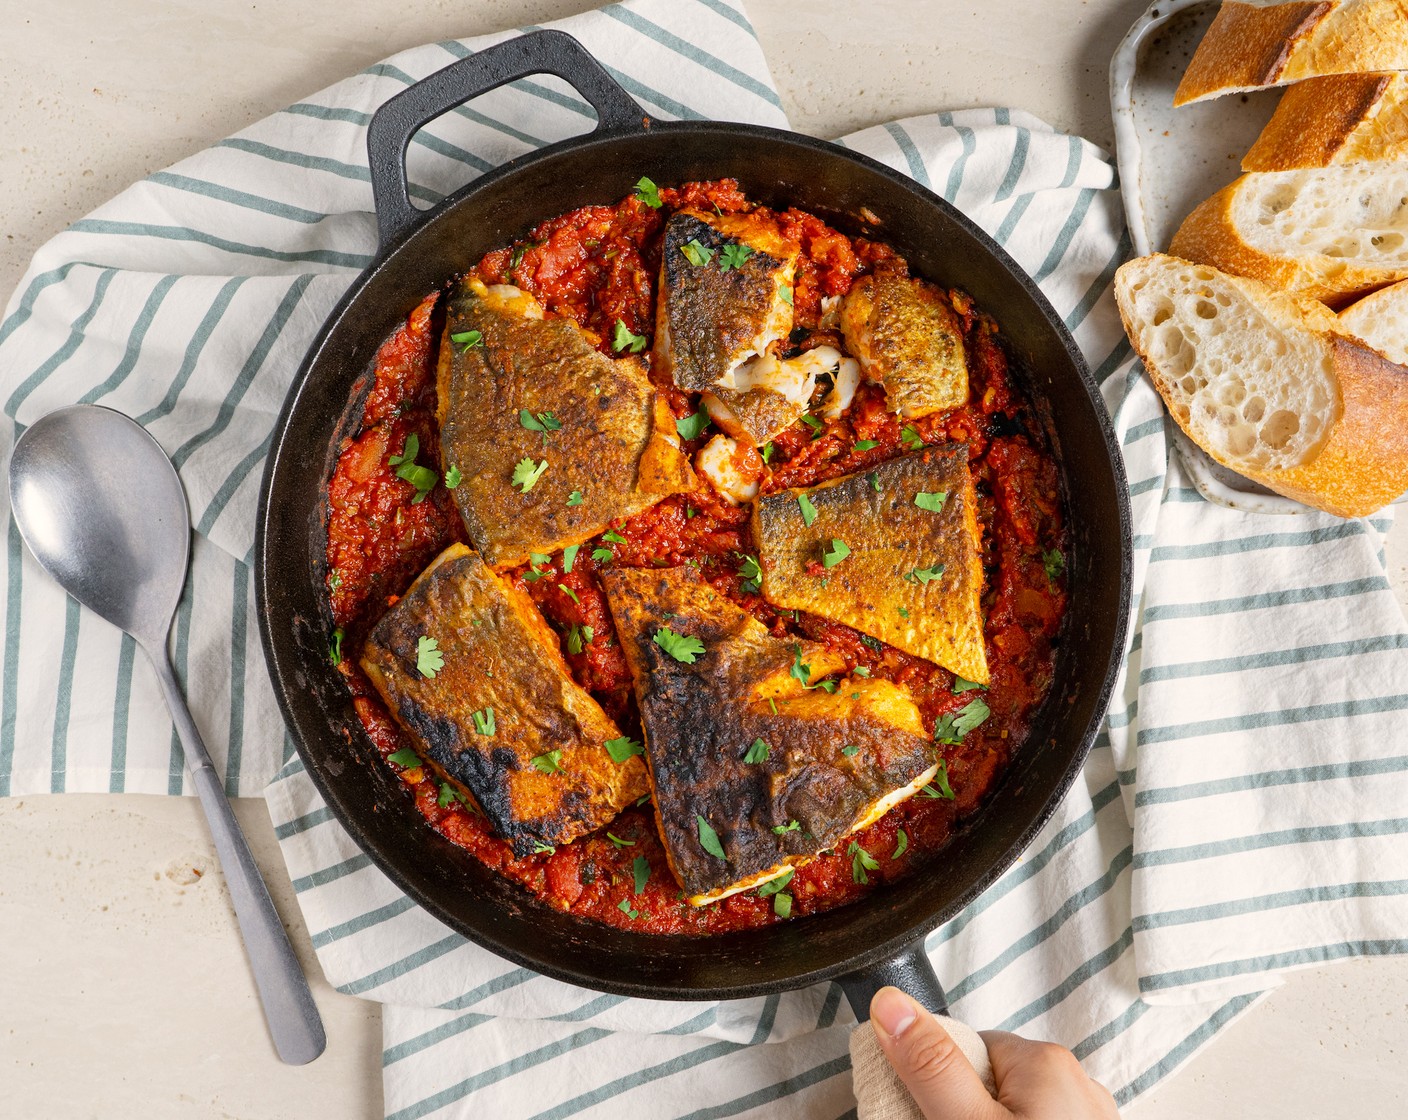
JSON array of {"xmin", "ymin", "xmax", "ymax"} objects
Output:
[{"xmin": 870, "ymin": 987, "xmax": 1001, "ymax": 1120}]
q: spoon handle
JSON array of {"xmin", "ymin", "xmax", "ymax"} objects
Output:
[{"xmin": 146, "ymin": 644, "xmax": 327, "ymax": 1065}]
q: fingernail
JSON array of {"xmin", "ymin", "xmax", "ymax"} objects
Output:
[{"xmin": 871, "ymin": 986, "xmax": 920, "ymax": 1040}]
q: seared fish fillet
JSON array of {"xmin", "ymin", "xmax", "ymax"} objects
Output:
[
  {"xmin": 361, "ymin": 543, "xmax": 649, "ymax": 856},
  {"xmin": 601, "ymin": 567, "xmax": 937, "ymax": 905},
  {"xmin": 753, "ymin": 446, "xmax": 988, "ymax": 684},
  {"xmin": 654, "ymin": 210, "xmax": 801, "ymax": 443},
  {"xmin": 438, "ymin": 280, "xmax": 693, "ymax": 569},
  {"xmin": 840, "ymin": 266, "xmax": 968, "ymax": 418}
]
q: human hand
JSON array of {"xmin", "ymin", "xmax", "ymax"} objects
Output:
[{"xmin": 870, "ymin": 986, "xmax": 1120, "ymax": 1119}]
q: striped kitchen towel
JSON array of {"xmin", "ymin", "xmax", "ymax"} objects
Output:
[{"xmin": 4, "ymin": 0, "xmax": 1408, "ymax": 1116}]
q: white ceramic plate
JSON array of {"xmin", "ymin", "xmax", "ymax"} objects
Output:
[{"xmin": 1110, "ymin": 0, "xmax": 1313, "ymax": 515}]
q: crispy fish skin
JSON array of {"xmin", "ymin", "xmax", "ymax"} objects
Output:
[
  {"xmin": 754, "ymin": 446, "xmax": 989, "ymax": 684},
  {"xmin": 601, "ymin": 567, "xmax": 936, "ymax": 904},
  {"xmin": 360, "ymin": 543, "xmax": 648, "ymax": 856},
  {"xmin": 654, "ymin": 209, "xmax": 797, "ymax": 396},
  {"xmin": 840, "ymin": 268, "xmax": 968, "ymax": 418},
  {"xmin": 437, "ymin": 281, "xmax": 693, "ymax": 569}
]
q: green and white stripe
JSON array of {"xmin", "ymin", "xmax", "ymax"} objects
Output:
[{"xmin": 5, "ymin": 1, "xmax": 1408, "ymax": 1115}]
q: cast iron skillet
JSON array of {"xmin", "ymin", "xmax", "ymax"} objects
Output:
[{"xmin": 255, "ymin": 30, "xmax": 1131, "ymax": 1021}]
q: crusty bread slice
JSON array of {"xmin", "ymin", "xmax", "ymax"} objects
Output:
[
  {"xmin": 1243, "ymin": 72, "xmax": 1408, "ymax": 170},
  {"xmin": 1168, "ymin": 165, "xmax": 1408, "ymax": 306},
  {"xmin": 1114, "ymin": 254, "xmax": 1408, "ymax": 517},
  {"xmin": 1340, "ymin": 277, "xmax": 1408, "ymax": 364},
  {"xmin": 1174, "ymin": 0, "xmax": 1408, "ymax": 107}
]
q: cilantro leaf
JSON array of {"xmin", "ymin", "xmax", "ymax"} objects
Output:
[
  {"xmin": 914, "ymin": 490, "xmax": 949, "ymax": 513},
  {"xmin": 696, "ymin": 814, "xmax": 727, "ymax": 860},
  {"xmin": 602, "ymin": 530, "xmax": 627, "ymax": 544},
  {"xmin": 800, "ymin": 414, "xmax": 824, "ymax": 438},
  {"xmin": 512, "ymin": 457, "xmax": 548, "ymax": 492},
  {"xmin": 416, "ymin": 635, "xmax": 444, "ymax": 678},
  {"xmin": 789, "ymin": 644, "xmax": 837, "ymax": 692},
  {"xmin": 719, "ymin": 243, "xmax": 754, "ymax": 271},
  {"xmin": 744, "ymin": 738, "xmax": 770, "ymax": 764},
  {"xmin": 860, "ymin": 634, "xmax": 884, "ymax": 652},
  {"xmin": 849, "ymin": 840, "xmax": 880, "ymax": 884},
  {"xmin": 893, "ymin": 829, "xmax": 909, "ymax": 859},
  {"xmin": 510, "ymin": 243, "xmax": 529, "ymax": 271},
  {"xmin": 773, "ymin": 892, "xmax": 793, "ymax": 918},
  {"xmin": 779, "ymin": 283, "xmax": 793, "ymax": 306},
  {"xmin": 328, "ymin": 627, "xmax": 344, "ymax": 666},
  {"xmin": 654, "ymin": 626, "xmax": 706, "ymax": 663},
  {"xmin": 634, "ymin": 176, "xmax": 663, "ymax": 208},
  {"xmin": 739, "ymin": 554, "xmax": 762, "ymax": 594},
  {"xmin": 772, "ymin": 820, "xmax": 801, "ymax": 834},
  {"xmin": 388, "ymin": 433, "xmax": 419, "ymax": 466},
  {"xmin": 566, "ymin": 623, "xmax": 594, "ymax": 654},
  {"xmin": 437, "ymin": 781, "xmax": 458, "ymax": 808},
  {"xmin": 854, "ymin": 439, "xmax": 880, "ymax": 452},
  {"xmin": 444, "ymin": 464, "xmax": 463, "ymax": 489},
  {"xmin": 797, "ymin": 493, "xmax": 818, "ymax": 527},
  {"xmin": 617, "ymin": 898, "xmax": 639, "ymax": 919},
  {"xmin": 935, "ymin": 697, "xmax": 991, "ymax": 745},
  {"xmin": 1043, "ymin": 548, "xmax": 1066, "ymax": 584},
  {"xmin": 953, "ymin": 676, "xmax": 986, "ymax": 693},
  {"xmin": 612, "ymin": 319, "xmax": 648, "ymax": 354},
  {"xmin": 681, "ymin": 238, "xmax": 715, "ymax": 267},
  {"xmin": 531, "ymin": 749, "xmax": 564, "ymax": 774},
  {"xmin": 923, "ymin": 759, "xmax": 957, "ymax": 800},
  {"xmin": 606, "ymin": 832, "xmax": 635, "ymax": 849},
  {"xmin": 760, "ymin": 441, "xmax": 774, "ymax": 464},
  {"xmin": 905, "ymin": 563, "xmax": 945, "ymax": 585},
  {"xmin": 533, "ymin": 841, "xmax": 557, "ymax": 856},
  {"xmin": 604, "ymin": 735, "xmax": 644, "ymax": 763},
  {"xmin": 822, "ymin": 539, "xmax": 851, "ymax": 568},
  {"xmin": 387, "ymin": 747, "xmax": 420, "ymax": 769},
  {"xmin": 868, "ymin": 471, "xmax": 881, "ymax": 493},
  {"xmin": 524, "ymin": 552, "xmax": 551, "ymax": 582},
  {"xmin": 632, "ymin": 855, "xmax": 650, "ymax": 895},
  {"xmin": 591, "ymin": 547, "xmax": 614, "ymax": 563},
  {"xmin": 471, "ymin": 708, "xmax": 495, "ymax": 736},
  {"xmin": 519, "ymin": 409, "xmax": 562, "ymax": 434},
  {"xmin": 567, "ymin": 489, "xmax": 584, "ymax": 506},
  {"xmin": 841, "ymin": 744, "xmax": 859, "ymax": 757},
  {"xmin": 388, "ymin": 434, "xmax": 438, "ymax": 502},
  {"xmin": 676, "ymin": 406, "xmax": 711, "ymax": 440},
  {"xmin": 558, "ymin": 583, "xmax": 580, "ymax": 605},
  {"xmin": 757, "ymin": 868, "xmax": 794, "ymax": 897},
  {"xmin": 562, "ymin": 544, "xmax": 580, "ymax": 573},
  {"xmin": 449, "ymin": 329, "xmax": 482, "ymax": 354},
  {"xmin": 901, "ymin": 425, "xmax": 924, "ymax": 450}
]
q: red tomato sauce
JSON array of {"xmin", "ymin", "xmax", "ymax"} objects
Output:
[{"xmin": 324, "ymin": 180, "xmax": 1068, "ymax": 935}]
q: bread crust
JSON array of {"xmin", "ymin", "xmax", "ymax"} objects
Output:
[
  {"xmin": 1168, "ymin": 175, "xmax": 1408, "ymax": 307},
  {"xmin": 1115, "ymin": 255, "xmax": 1408, "ymax": 517},
  {"xmin": 1339, "ymin": 278, "xmax": 1408, "ymax": 365},
  {"xmin": 1242, "ymin": 72, "xmax": 1405, "ymax": 170},
  {"xmin": 1174, "ymin": 0, "xmax": 1408, "ymax": 106}
]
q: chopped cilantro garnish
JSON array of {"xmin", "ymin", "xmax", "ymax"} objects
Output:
[
  {"xmin": 797, "ymin": 493, "xmax": 818, "ymax": 527},
  {"xmin": 719, "ymin": 243, "xmax": 754, "ymax": 271},
  {"xmin": 853, "ymin": 666, "xmax": 871, "ymax": 677},
  {"xmin": 388, "ymin": 433, "xmax": 418, "ymax": 467},
  {"xmin": 591, "ymin": 547, "xmax": 614, "ymax": 563},
  {"xmin": 744, "ymin": 738, "xmax": 770, "ymax": 764},
  {"xmin": 905, "ymin": 563, "xmax": 945, "ymax": 585},
  {"xmin": 953, "ymin": 676, "xmax": 986, "ymax": 693},
  {"xmin": 604, "ymin": 735, "xmax": 644, "ymax": 763},
  {"xmin": 696, "ymin": 814, "xmax": 726, "ymax": 860},
  {"xmin": 681, "ymin": 238, "xmax": 715, "ymax": 267},
  {"xmin": 772, "ymin": 820, "xmax": 801, "ymax": 834},
  {"xmin": 531, "ymin": 749, "xmax": 564, "ymax": 774},
  {"xmin": 841, "ymin": 744, "xmax": 859, "ymax": 757},
  {"xmin": 739, "ymin": 554, "xmax": 762, "ymax": 594},
  {"xmin": 760, "ymin": 442, "xmax": 774, "ymax": 464},
  {"xmin": 676, "ymin": 406, "xmax": 711, "ymax": 440},
  {"xmin": 612, "ymin": 319, "xmax": 648, "ymax": 354},
  {"xmin": 567, "ymin": 489, "xmax": 584, "ymax": 506},
  {"xmin": 416, "ymin": 635, "xmax": 444, "ymax": 678},
  {"xmin": 471, "ymin": 707, "xmax": 495, "ymax": 736},
  {"xmin": 606, "ymin": 832, "xmax": 635, "ymax": 849},
  {"xmin": 897, "ymin": 606, "xmax": 910, "ymax": 619},
  {"xmin": 558, "ymin": 583, "xmax": 580, "ymax": 605},
  {"xmin": 923, "ymin": 758, "xmax": 957, "ymax": 800},
  {"xmin": 617, "ymin": 899, "xmax": 640, "ymax": 919},
  {"xmin": 437, "ymin": 781, "xmax": 458, "ymax": 808},
  {"xmin": 757, "ymin": 868, "xmax": 794, "ymax": 897},
  {"xmin": 1043, "ymin": 548, "xmax": 1066, "ymax": 584},
  {"xmin": 519, "ymin": 409, "xmax": 562, "ymax": 435},
  {"xmin": 328, "ymin": 569, "xmax": 342, "ymax": 591},
  {"xmin": 512, "ymin": 457, "xmax": 548, "ymax": 492},
  {"xmin": 533, "ymin": 841, "xmax": 557, "ymax": 855},
  {"xmin": 510, "ymin": 243, "xmax": 529, "ymax": 271},
  {"xmin": 449, "ymin": 329, "xmax": 482, "ymax": 354},
  {"xmin": 860, "ymin": 634, "xmax": 884, "ymax": 652},
  {"xmin": 328, "ymin": 627, "xmax": 344, "ymax": 666},
  {"xmin": 632, "ymin": 855, "xmax": 650, "ymax": 895},
  {"xmin": 443, "ymin": 464, "xmax": 462, "ymax": 489},
  {"xmin": 388, "ymin": 434, "xmax": 437, "ymax": 503},
  {"xmin": 603, "ymin": 530, "xmax": 627, "ymax": 544},
  {"xmin": 566, "ymin": 623, "xmax": 594, "ymax": 654},
  {"xmin": 849, "ymin": 840, "xmax": 880, "ymax": 884},
  {"xmin": 789, "ymin": 644, "xmax": 837, "ymax": 692},
  {"xmin": 634, "ymin": 176, "xmax": 663, "ymax": 208},
  {"xmin": 779, "ymin": 283, "xmax": 793, "ymax": 306},
  {"xmin": 901, "ymin": 425, "xmax": 924, "ymax": 450},
  {"xmin": 822, "ymin": 539, "xmax": 851, "ymax": 569},
  {"xmin": 935, "ymin": 697, "xmax": 991, "ymax": 745},
  {"xmin": 524, "ymin": 552, "xmax": 551, "ymax": 582},
  {"xmin": 654, "ymin": 626, "xmax": 705, "ymax": 663},
  {"xmin": 914, "ymin": 490, "xmax": 949, "ymax": 513},
  {"xmin": 387, "ymin": 747, "xmax": 420, "ymax": 769},
  {"xmin": 868, "ymin": 471, "xmax": 881, "ymax": 493},
  {"xmin": 773, "ymin": 892, "xmax": 793, "ymax": 918},
  {"xmin": 854, "ymin": 439, "xmax": 880, "ymax": 452},
  {"xmin": 800, "ymin": 414, "xmax": 824, "ymax": 438},
  {"xmin": 893, "ymin": 829, "xmax": 909, "ymax": 859},
  {"xmin": 562, "ymin": 544, "xmax": 580, "ymax": 573}
]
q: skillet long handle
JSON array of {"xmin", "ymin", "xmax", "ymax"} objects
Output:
[
  {"xmin": 367, "ymin": 29, "xmax": 647, "ymax": 249},
  {"xmin": 838, "ymin": 943, "xmax": 950, "ymax": 1020},
  {"xmin": 146, "ymin": 642, "xmax": 327, "ymax": 1066}
]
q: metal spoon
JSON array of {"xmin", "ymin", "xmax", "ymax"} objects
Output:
[{"xmin": 8, "ymin": 403, "xmax": 326, "ymax": 1065}]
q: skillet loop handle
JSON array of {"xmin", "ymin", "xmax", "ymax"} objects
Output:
[
  {"xmin": 367, "ymin": 29, "xmax": 647, "ymax": 249},
  {"xmin": 838, "ymin": 943, "xmax": 950, "ymax": 1020}
]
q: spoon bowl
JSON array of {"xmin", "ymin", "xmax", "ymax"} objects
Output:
[{"xmin": 8, "ymin": 404, "xmax": 326, "ymax": 1066}]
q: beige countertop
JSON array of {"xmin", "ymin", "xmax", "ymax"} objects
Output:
[{"xmin": 3, "ymin": 0, "xmax": 1407, "ymax": 1115}]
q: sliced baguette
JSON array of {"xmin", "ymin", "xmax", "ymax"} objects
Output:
[
  {"xmin": 1243, "ymin": 72, "xmax": 1408, "ymax": 170},
  {"xmin": 1174, "ymin": 0, "xmax": 1408, "ymax": 107},
  {"xmin": 1340, "ymin": 278, "xmax": 1408, "ymax": 364},
  {"xmin": 1168, "ymin": 164, "xmax": 1408, "ymax": 306},
  {"xmin": 1114, "ymin": 253, "xmax": 1408, "ymax": 517}
]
